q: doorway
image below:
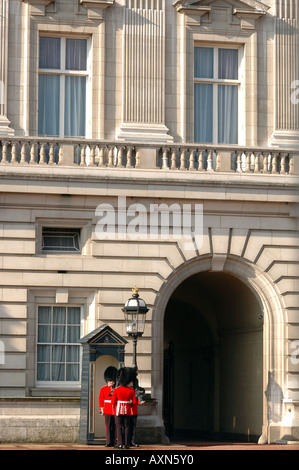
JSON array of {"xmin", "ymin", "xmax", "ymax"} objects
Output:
[{"xmin": 163, "ymin": 271, "xmax": 263, "ymax": 442}]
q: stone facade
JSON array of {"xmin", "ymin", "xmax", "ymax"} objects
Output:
[{"xmin": 0, "ymin": 0, "xmax": 298, "ymax": 444}]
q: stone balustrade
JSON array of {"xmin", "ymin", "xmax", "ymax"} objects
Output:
[{"xmin": 0, "ymin": 137, "xmax": 298, "ymax": 175}]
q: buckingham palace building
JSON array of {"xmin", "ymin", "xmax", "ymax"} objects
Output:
[{"xmin": 0, "ymin": 0, "xmax": 298, "ymax": 445}]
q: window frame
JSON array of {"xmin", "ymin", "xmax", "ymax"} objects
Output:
[
  {"xmin": 36, "ymin": 305, "xmax": 83, "ymax": 388},
  {"xmin": 38, "ymin": 34, "xmax": 92, "ymax": 138},
  {"xmin": 41, "ymin": 227, "xmax": 81, "ymax": 254},
  {"xmin": 194, "ymin": 44, "xmax": 244, "ymax": 145}
]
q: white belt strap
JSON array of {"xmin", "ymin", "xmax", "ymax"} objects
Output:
[{"xmin": 116, "ymin": 400, "xmax": 131, "ymax": 416}]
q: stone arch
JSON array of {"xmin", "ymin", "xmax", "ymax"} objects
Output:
[{"xmin": 152, "ymin": 255, "xmax": 286, "ymax": 441}]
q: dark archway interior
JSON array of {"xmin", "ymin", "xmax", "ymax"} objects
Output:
[{"xmin": 163, "ymin": 271, "xmax": 263, "ymax": 442}]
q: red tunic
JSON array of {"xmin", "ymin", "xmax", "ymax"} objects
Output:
[
  {"xmin": 99, "ymin": 385, "xmax": 114, "ymax": 415},
  {"xmin": 111, "ymin": 386, "xmax": 135, "ymax": 416}
]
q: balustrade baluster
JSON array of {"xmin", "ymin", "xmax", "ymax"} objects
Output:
[
  {"xmin": 170, "ymin": 149, "xmax": 177, "ymax": 170},
  {"xmin": 198, "ymin": 150, "xmax": 204, "ymax": 171},
  {"xmin": 29, "ymin": 142, "xmax": 37, "ymax": 164},
  {"xmin": 20, "ymin": 142, "xmax": 27, "ymax": 164},
  {"xmin": 117, "ymin": 147, "xmax": 124, "ymax": 167},
  {"xmin": 236, "ymin": 152, "xmax": 242, "ymax": 172},
  {"xmin": 11, "ymin": 142, "xmax": 18, "ymax": 163},
  {"xmin": 107, "ymin": 146, "xmax": 114, "ymax": 167},
  {"xmin": 207, "ymin": 150, "xmax": 214, "ymax": 171},
  {"xmin": 89, "ymin": 145, "xmax": 96, "ymax": 166},
  {"xmin": 98, "ymin": 146, "xmax": 104, "ymax": 167},
  {"xmin": 0, "ymin": 141, "xmax": 8, "ymax": 163},
  {"xmin": 126, "ymin": 146, "xmax": 133, "ymax": 168},
  {"xmin": 162, "ymin": 148, "xmax": 169, "ymax": 170},
  {"xmin": 39, "ymin": 143, "xmax": 47, "ymax": 164},
  {"xmin": 180, "ymin": 149, "xmax": 186, "ymax": 170},
  {"xmin": 189, "ymin": 150, "xmax": 195, "ymax": 171},
  {"xmin": 245, "ymin": 152, "xmax": 251, "ymax": 172},
  {"xmin": 48, "ymin": 143, "xmax": 56, "ymax": 165}
]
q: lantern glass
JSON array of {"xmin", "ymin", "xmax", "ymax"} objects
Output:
[{"xmin": 124, "ymin": 311, "xmax": 146, "ymax": 336}]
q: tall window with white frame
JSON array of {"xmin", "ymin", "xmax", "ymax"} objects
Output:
[
  {"xmin": 37, "ymin": 306, "xmax": 81, "ymax": 385},
  {"xmin": 38, "ymin": 36, "xmax": 88, "ymax": 138},
  {"xmin": 194, "ymin": 46, "xmax": 241, "ymax": 145}
]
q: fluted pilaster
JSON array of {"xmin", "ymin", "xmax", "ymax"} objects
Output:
[
  {"xmin": 0, "ymin": 0, "xmax": 14, "ymax": 135},
  {"xmin": 272, "ymin": 0, "xmax": 299, "ymax": 147},
  {"xmin": 117, "ymin": 0, "xmax": 172, "ymax": 142}
]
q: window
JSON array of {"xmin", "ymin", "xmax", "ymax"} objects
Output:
[
  {"xmin": 194, "ymin": 46, "xmax": 241, "ymax": 144},
  {"xmin": 37, "ymin": 306, "xmax": 81, "ymax": 383},
  {"xmin": 42, "ymin": 227, "xmax": 81, "ymax": 253},
  {"xmin": 38, "ymin": 36, "xmax": 88, "ymax": 137}
]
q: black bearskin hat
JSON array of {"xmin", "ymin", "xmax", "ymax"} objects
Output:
[
  {"xmin": 104, "ymin": 366, "xmax": 117, "ymax": 383},
  {"xmin": 117, "ymin": 367, "xmax": 136, "ymax": 387}
]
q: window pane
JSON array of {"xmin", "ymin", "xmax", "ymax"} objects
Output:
[
  {"xmin": 52, "ymin": 345, "xmax": 65, "ymax": 362},
  {"xmin": 218, "ymin": 49, "xmax": 238, "ymax": 80},
  {"xmin": 218, "ymin": 85, "xmax": 238, "ymax": 144},
  {"xmin": 66, "ymin": 345, "xmax": 80, "ymax": 362},
  {"xmin": 64, "ymin": 76, "xmax": 86, "ymax": 137},
  {"xmin": 68, "ymin": 326, "xmax": 80, "ymax": 343},
  {"xmin": 38, "ymin": 325, "xmax": 51, "ymax": 343},
  {"xmin": 37, "ymin": 363, "xmax": 50, "ymax": 381},
  {"xmin": 66, "ymin": 38, "xmax": 87, "ymax": 71},
  {"xmin": 53, "ymin": 325, "xmax": 66, "ymax": 343},
  {"xmin": 68, "ymin": 307, "xmax": 81, "ymax": 325},
  {"xmin": 52, "ymin": 363, "xmax": 65, "ymax": 381},
  {"xmin": 53, "ymin": 307, "xmax": 66, "ymax": 325},
  {"xmin": 66, "ymin": 364, "xmax": 80, "ymax": 381},
  {"xmin": 194, "ymin": 47, "xmax": 213, "ymax": 79},
  {"xmin": 194, "ymin": 83, "xmax": 213, "ymax": 143},
  {"xmin": 38, "ymin": 306, "xmax": 51, "ymax": 324},
  {"xmin": 37, "ymin": 345, "xmax": 50, "ymax": 362},
  {"xmin": 38, "ymin": 75, "xmax": 60, "ymax": 136},
  {"xmin": 39, "ymin": 37, "xmax": 61, "ymax": 69}
]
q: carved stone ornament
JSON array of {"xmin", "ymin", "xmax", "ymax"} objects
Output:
[
  {"xmin": 22, "ymin": 0, "xmax": 55, "ymax": 16},
  {"xmin": 80, "ymin": 0, "xmax": 114, "ymax": 19},
  {"xmin": 174, "ymin": 0, "xmax": 269, "ymax": 28}
]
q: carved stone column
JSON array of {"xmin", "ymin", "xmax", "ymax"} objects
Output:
[
  {"xmin": 117, "ymin": 0, "xmax": 172, "ymax": 142},
  {"xmin": 271, "ymin": 0, "xmax": 299, "ymax": 148},
  {"xmin": 0, "ymin": 0, "xmax": 14, "ymax": 135}
]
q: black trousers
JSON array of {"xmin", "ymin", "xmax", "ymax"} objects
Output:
[
  {"xmin": 115, "ymin": 415, "xmax": 131, "ymax": 446},
  {"xmin": 104, "ymin": 414, "xmax": 115, "ymax": 445}
]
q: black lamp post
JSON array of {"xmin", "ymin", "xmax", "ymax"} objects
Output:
[{"xmin": 122, "ymin": 287, "xmax": 149, "ymax": 369}]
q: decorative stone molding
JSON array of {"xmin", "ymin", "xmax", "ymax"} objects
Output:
[
  {"xmin": 79, "ymin": 0, "xmax": 114, "ymax": 19},
  {"xmin": 22, "ymin": 0, "xmax": 55, "ymax": 16},
  {"xmin": 174, "ymin": 0, "xmax": 269, "ymax": 28}
]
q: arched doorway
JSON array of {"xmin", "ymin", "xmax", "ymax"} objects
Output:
[{"xmin": 163, "ymin": 271, "xmax": 264, "ymax": 442}]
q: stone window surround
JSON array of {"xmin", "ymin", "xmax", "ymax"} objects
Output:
[
  {"xmin": 25, "ymin": 19, "xmax": 105, "ymax": 139},
  {"xmin": 27, "ymin": 288, "xmax": 97, "ymax": 397}
]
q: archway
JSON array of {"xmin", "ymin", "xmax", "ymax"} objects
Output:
[{"xmin": 163, "ymin": 271, "xmax": 264, "ymax": 441}]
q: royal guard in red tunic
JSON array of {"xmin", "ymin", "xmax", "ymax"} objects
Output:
[
  {"xmin": 99, "ymin": 366, "xmax": 117, "ymax": 447},
  {"xmin": 112, "ymin": 367, "xmax": 135, "ymax": 449}
]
